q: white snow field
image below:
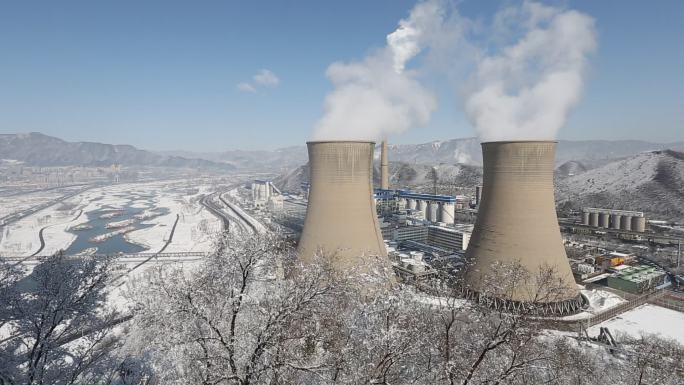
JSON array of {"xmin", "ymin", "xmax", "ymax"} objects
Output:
[
  {"xmin": 588, "ymin": 304, "xmax": 684, "ymax": 344},
  {"xmin": 0, "ymin": 204, "xmax": 87, "ymax": 257},
  {"xmin": 0, "ymin": 180, "xmax": 222, "ymax": 257}
]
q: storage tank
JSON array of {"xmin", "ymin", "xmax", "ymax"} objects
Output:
[
  {"xmin": 417, "ymin": 200, "xmax": 427, "ymax": 218},
  {"xmin": 428, "ymin": 202, "xmax": 439, "ymax": 222},
  {"xmin": 440, "ymin": 202, "xmax": 455, "ymax": 224},
  {"xmin": 297, "ymin": 141, "xmax": 388, "ymax": 274},
  {"xmin": 407, "ymin": 199, "xmax": 416, "ymax": 210},
  {"xmin": 632, "ymin": 216, "xmax": 646, "ymax": 232},
  {"xmin": 589, "ymin": 212, "xmax": 599, "ymax": 227},
  {"xmin": 610, "ymin": 214, "xmax": 622, "ymax": 230},
  {"xmin": 621, "ymin": 215, "xmax": 632, "ymax": 231},
  {"xmin": 581, "ymin": 212, "xmax": 590, "ymax": 225},
  {"xmin": 599, "ymin": 212, "xmax": 610, "ymax": 228},
  {"xmin": 464, "ymin": 141, "xmax": 581, "ymax": 314}
]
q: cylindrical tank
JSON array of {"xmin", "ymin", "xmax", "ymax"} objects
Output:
[
  {"xmin": 297, "ymin": 141, "xmax": 388, "ymax": 273},
  {"xmin": 589, "ymin": 212, "xmax": 599, "ymax": 227},
  {"xmin": 407, "ymin": 199, "xmax": 416, "ymax": 210},
  {"xmin": 599, "ymin": 213, "xmax": 610, "ymax": 228},
  {"xmin": 417, "ymin": 200, "xmax": 427, "ymax": 219},
  {"xmin": 440, "ymin": 202, "xmax": 455, "ymax": 224},
  {"xmin": 464, "ymin": 141, "xmax": 580, "ymax": 309},
  {"xmin": 581, "ymin": 212, "xmax": 590, "ymax": 225},
  {"xmin": 621, "ymin": 215, "xmax": 632, "ymax": 231},
  {"xmin": 428, "ymin": 202, "xmax": 439, "ymax": 222},
  {"xmin": 610, "ymin": 214, "xmax": 622, "ymax": 230},
  {"xmin": 632, "ymin": 216, "xmax": 646, "ymax": 232},
  {"xmin": 380, "ymin": 141, "xmax": 389, "ymax": 190},
  {"xmin": 397, "ymin": 198, "xmax": 407, "ymax": 210}
]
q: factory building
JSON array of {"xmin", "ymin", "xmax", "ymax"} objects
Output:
[
  {"xmin": 607, "ymin": 265, "xmax": 669, "ymax": 294},
  {"xmin": 464, "ymin": 141, "xmax": 582, "ymax": 315},
  {"xmin": 251, "ymin": 180, "xmax": 284, "ymax": 210},
  {"xmin": 581, "ymin": 208, "xmax": 647, "ymax": 233},
  {"xmin": 427, "ymin": 224, "xmax": 472, "ymax": 252}
]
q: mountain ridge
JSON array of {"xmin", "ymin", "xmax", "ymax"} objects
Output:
[{"xmin": 0, "ymin": 132, "xmax": 234, "ymax": 171}]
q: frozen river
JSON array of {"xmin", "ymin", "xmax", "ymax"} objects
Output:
[{"xmin": 0, "ymin": 180, "xmax": 222, "ymax": 257}]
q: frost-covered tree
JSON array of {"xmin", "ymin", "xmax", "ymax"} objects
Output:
[
  {"xmin": 0, "ymin": 253, "xmax": 122, "ymax": 385},
  {"xmin": 125, "ymin": 233, "xmax": 344, "ymax": 385},
  {"xmin": 121, "ymin": 233, "xmax": 684, "ymax": 385}
]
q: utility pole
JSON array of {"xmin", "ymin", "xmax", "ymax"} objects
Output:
[{"xmin": 678, "ymin": 238, "xmax": 681, "ymax": 269}]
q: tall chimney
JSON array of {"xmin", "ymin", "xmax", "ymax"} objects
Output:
[
  {"xmin": 380, "ymin": 140, "xmax": 389, "ymax": 190},
  {"xmin": 297, "ymin": 141, "xmax": 388, "ymax": 273},
  {"xmin": 464, "ymin": 141, "xmax": 581, "ymax": 314}
]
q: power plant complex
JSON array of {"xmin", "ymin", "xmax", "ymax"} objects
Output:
[{"xmin": 247, "ymin": 137, "xmax": 674, "ymax": 317}]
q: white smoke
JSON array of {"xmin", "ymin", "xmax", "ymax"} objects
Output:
[
  {"xmin": 465, "ymin": 2, "xmax": 597, "ymax": 141},
  {"xmin": 311, "ymin": 1, "xmax": 443, "ymax": 142},
  {"xmin": 312, "ymin": 0, "xmax": 597, "ymax": 143}
]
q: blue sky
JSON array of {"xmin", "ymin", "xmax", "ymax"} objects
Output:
[{"xmin": 0, "ymin": 0, "xmax": 682, "ymax": 151}]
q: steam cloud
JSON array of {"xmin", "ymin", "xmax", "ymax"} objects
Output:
[
  {"xmin": 465, "ymin": 2, "xmax": 597, "ymax": 141},
  {"xmin": 311, "ymin": 1, "xmax": 442, "ymax": 141},
  {"xmin": 312, "ymin": 0, "xmax": 597, "ymax": 142}
]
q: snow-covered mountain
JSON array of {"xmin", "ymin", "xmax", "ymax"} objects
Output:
[
  {"xmin": 556, "ymin": 150, "xmax": 684, "ymax": 220},
  {"xmin": 0, "ymin": 133, "xmax": 234, "ymax": 171},
  {"xmin": 181, "ymin": 138, "xmax": 684, "ymax": 172}
]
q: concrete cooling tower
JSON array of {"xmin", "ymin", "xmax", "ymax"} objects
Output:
[
  {"xmin": 464, "ymin": 141, "xmax": 583, "ymax": 315},
  {"xmin": 297, "ymin": 141, "xmax": 388, "ymax": 274}
]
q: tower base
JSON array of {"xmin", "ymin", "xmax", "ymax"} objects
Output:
[{"xmin": 462, "ymin": 289, "xmax": 587, "ymax": 316}]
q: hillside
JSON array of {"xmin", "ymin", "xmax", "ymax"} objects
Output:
[
  {"xmin": 556, "ymin": 150, "xmax": 684, "ymax": 220},
  {"xmin": 0, "ymin": 133, "xmax": 234, "ymax": 171},
  {"xmin": 175, "ymin": 138, "xmax": 684, "ymax": 172},
  {"xmin": 273, "ymin": 161, "xmax": 482, "ymax": 195}
]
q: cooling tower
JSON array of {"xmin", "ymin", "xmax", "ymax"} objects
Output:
[
  {"xmin": 380, "ymin": 141, "xmax": 389, "ymax": 190},
  {"xmin": 464, "ymin": 141, "xmax": 582, "ymax": 314},
  {"xmin": 297, "ymin": 141, "xmax": 388, "ymax": 273}
]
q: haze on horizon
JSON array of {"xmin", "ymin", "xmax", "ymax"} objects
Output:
[{"xmin": 0, "ymin": 0, "xmax": 682, "ymax": 152}]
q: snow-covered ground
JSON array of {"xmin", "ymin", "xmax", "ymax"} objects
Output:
[
  {"xmin": 0, "ymin": 204, "xmax": 87, "ymax": 257},
  {"xmin": 588, "ymin": 304, "xmax": 684, "ymax": 344},
  {"xmin": 1, "ymin": 180, "xmax": 222, "ymax": 257}
]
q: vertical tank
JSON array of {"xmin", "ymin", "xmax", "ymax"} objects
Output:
[
  {"xmin": 582, "ymin": 212, "xmax": 590, "ymax": 225},
  {"xmin": 599, "ymin": 213, "xmax": 610, "ymax": 228},
  {"xmin": 417, "ymin": 200, "xmax": 427, "ymax": 219},
  {"xmin": 428, "ymin": 202, "xmax": 439, "ymax": 222},
  {"xmin": 380, "ymin": 141, "xmax": 389, "ymax": 190},
  {"xmin": 589, "ymin": 212, "xmax": 599, "ymax": 227},
  {"xmin": 297, "ymin": 141, "xmax": 388, "ymax": 272},
  {"xmin": 621, "ymin": 215, "xmax": 632, "ymax": 231},
  {"xmin": 407, "ymin": 198, "xmax": 416, "ymax": 210},
  {"xmin": 632, "ymin": 216, "xmax": 646, "ymax": 232},
  {"xmin": 610, "ymin": 214, "xmax": 622, "ymax": 230},
  {"xmin": 440, "ymin": 202, "xmax": 455, "ymax": 224},
  {"xmin": 464, "ymin": 141, "xmax": 581, "ymax": 313}
]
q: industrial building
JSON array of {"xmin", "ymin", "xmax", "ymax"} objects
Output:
[
  {"xmin": 251, "ymin": 180, "xmax": 283, "ymax": 210},
  {"xmin": 427, "ymin": 224, "xmax": 472, "ymax": 252},
  {"xmin": 607, "ymin": 265, "xmax": 669, "ymax": 294},
  {"xmin": 464, "ymin": 141, "xmax": 583, "ymax": 315},
  {"xmin": 582, "ymin": 208, "xmax": 647, "ymax": 233},
  {"xmin": 296, "ymin": 141, "xmax": 390, "ymax": 278}
]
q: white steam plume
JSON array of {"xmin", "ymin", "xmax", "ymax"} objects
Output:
[
  {"xmin": 465, "ymin": 2, "xmax": 597, "ymax": 141},
  {"xmin": 311, "ymin": 1, "xmax": 443, "ymax": 142}
]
